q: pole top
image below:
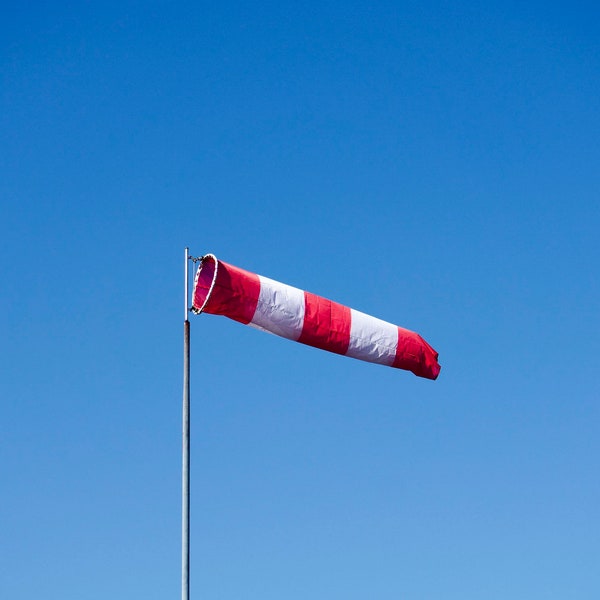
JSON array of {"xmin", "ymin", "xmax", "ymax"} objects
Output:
[{"xmin": 184, "ymin": 247, "xmax": 190, "ymax": 321}]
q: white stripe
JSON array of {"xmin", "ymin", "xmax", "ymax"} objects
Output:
[
  {"xmin": 346, "ymin": 309, "xmax": 398, "ymax": 366},
  {"xmin": 249, "ymin": 275, "xmax": 305, "ymax": 341}
]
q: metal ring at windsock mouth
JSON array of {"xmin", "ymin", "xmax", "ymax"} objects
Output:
[{"xmin": 191, "ymin": 254, "xmax": 219, "ymax": 314}]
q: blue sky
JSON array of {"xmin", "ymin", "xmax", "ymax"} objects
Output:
[{"xmin": 1, "ymin": 2, "xmax": 599, "ymax": 598}]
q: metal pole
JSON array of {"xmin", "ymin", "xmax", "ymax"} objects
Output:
[{"xmin": 182, "ymin": 247, "xmax": 190, "ymax": 600}]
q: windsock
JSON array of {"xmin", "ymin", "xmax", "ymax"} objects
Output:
[{"xmin": 191, "ymin": 254, "xmax": 440, "ymax": 380}]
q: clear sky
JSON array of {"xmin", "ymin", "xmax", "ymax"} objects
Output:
[{"xmin": 1, "ymin": 2, "xmax": 599, "ymax": 598}]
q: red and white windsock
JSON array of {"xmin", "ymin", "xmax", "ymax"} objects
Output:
[{"xmin": 191, "ymin": 255, "xmax": 440, "ymax": 380}]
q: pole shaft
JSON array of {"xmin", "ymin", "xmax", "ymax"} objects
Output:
[
  {"xmin": 182, "ymin": 248, "xmax": 191, "ymax": 600},
  {"xmin": 182, "ymin": 320, "xmax": 190, "ymax": 600}
]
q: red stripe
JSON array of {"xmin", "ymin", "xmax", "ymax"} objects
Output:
[
  {"xmin": 393, "ymin": 327, "xmax": 441, "ymax": 380},
  {"xmin": 202, "ymin": 259, "xmax": 260, "ymax": 325},
  {"xmin": 298, "ymin": 291, "xmax": 351, "ymax": 355}
]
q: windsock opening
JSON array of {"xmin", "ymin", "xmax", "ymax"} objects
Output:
[{"xmin": 191, "ymin": 254, "xmax": 219, "ymax": 314}]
